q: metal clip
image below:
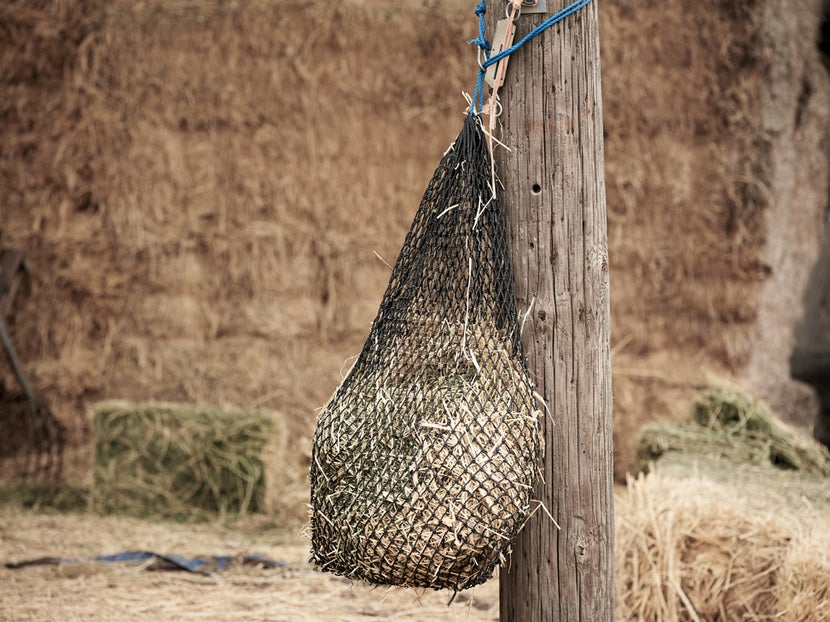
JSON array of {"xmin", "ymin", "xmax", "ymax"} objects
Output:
[
  {"xmin": 521, "ymin": 0, "xmax": 547, "ymax": 14},
  {"xmin": 505, "ymin": 1, "xmax": 522, "ymax": 19}
]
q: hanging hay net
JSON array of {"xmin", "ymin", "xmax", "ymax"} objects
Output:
[{"xmin": 309, "ymin": 114, "xmax": 542, "ymax": 591}]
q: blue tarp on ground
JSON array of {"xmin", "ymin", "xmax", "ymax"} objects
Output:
[{"xmin": 5, "ymin": 551, "xmax": 288, "ymax": 576}]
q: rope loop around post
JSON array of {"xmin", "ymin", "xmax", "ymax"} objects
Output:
[{"xmin": 466, "ymin": 0, "xmax": 593, "ymax": 116}]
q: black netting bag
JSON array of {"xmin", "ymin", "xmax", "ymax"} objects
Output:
[{"xmin": 309, "ymin": 114, "xmax": 542, "ymax": 591}]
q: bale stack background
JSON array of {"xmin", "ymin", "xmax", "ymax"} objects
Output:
[
  {"xmin": 2, "ymin": 2, "xmax": 830, "ymax": 618},
  {"xmin": 0, "ymin": 0, "xmax": 472, "ymax": 483},
  {"xmin": 1, "ymin": 1, "xmax": 829, "ymax": 484}
]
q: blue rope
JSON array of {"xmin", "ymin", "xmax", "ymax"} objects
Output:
[
  {"xmin": 468, "ymin": 0, "xmax": 491, "ymax": 115},
  {"xmin": 468, "ymin": 0, "xmax": 592, "ymax": 116},
  {"xmin": 469, "ymin": 0, "xmax": 490, "ymax": 54}
]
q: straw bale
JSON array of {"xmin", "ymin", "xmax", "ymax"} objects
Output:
[
  {"xmin": 774, "ymin": 527, "xmax": 830, "ymax": 621},
  {"xmin": 616, "ymin": 472, "xmax": 830, "ymax": 622},
  {"xmin": 627, "ymin": 385, "xmax": 830, "ymax": 619},
  {"xmin": 91, "ymin": 400, "xmax": 285, "ymax": 521}
]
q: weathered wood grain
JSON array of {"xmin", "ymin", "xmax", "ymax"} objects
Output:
[{"xmin": 489, "ymin": 1, "xmax": 614, "ymax": 620}]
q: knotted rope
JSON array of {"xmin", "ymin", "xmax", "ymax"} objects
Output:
[{"xmin": 468, "ymin": 0, "xmax": 593, "ymax": 117}]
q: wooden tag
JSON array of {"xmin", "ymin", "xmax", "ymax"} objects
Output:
[{"xmin": 485, "ymin": 18, "xmax": 513, "ymax": 89}]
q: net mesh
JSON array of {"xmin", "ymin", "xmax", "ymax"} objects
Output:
[{"xmin": 309, "ymin": 114, "xmax": 542, "ymax": 591}]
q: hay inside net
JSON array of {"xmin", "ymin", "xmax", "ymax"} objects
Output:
[
  {"xmin": 92, "ymin": 400, "xmax": 285, "ymax": 522},
  {"xmin": 309, "ymin": 115, "xmax": 542, "ymax": 591}
]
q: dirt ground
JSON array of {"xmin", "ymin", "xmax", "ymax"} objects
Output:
[{"xmin": 0, "ymin": 506, "xmax": 498, "ymax": 622}]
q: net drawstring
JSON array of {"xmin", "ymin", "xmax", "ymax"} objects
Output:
[{"xmin": 468, "ymin": 0, "xmax": 593, "ymax": 117}]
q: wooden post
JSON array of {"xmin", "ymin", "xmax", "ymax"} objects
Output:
[{"xmin": 490, "ymin": 1, "xmax": 614, "ymax": 620}]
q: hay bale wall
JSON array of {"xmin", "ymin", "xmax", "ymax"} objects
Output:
[
  {"xmin": 1, "ymin": 0, "xmax": 829, "ymax": 481},
  {"xmin": 91, "ymin": 401, "xmax": 285, "ymax": 520},
  {"xmin": 603, "ymin": 0, "xmax": 830, "ymax": 476},
  {"xmin": 0, "ymin": 0, "xmax": 472, "ymax": 481}
]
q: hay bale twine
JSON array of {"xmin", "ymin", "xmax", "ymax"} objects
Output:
[{"xmin": 91, "ymin": 400, "xmax": 285, "ymax": 521}]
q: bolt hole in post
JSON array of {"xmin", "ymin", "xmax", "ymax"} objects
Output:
[{"xmin": 531, "ymin": 183, "xmax": 542, "ymax": 195}]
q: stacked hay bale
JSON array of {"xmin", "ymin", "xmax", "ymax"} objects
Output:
[
  {"xmin": 618, "ymin": 385, "xmax": 830, "ymax": 620},
  {"xmin": 91, "ymin": 401, "xmax": 285, "ymax": 521},
  {"xmin": 636, "ymin": 385, "xmax": 830, "ymax": 481}
]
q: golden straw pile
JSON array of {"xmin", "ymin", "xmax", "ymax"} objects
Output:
[
  {"xmin": 616, "ymin": 473, "xmax": 830, "ymax": 622},
  {"xmin": 620, "ymin": 385, "xmax": 830, "ymax": 620}
]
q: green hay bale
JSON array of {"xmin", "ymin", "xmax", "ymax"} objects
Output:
[
  {"xmin": 91, "ymin": 401, "xmax": 285, "ymax": 521},
  {"xmin": 692, "ymin": 386, "xmax": 830, "ymax": 474},
  {"xmin": 636, "ymin": 385, "xmax": 830, "ymax": 477}
]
